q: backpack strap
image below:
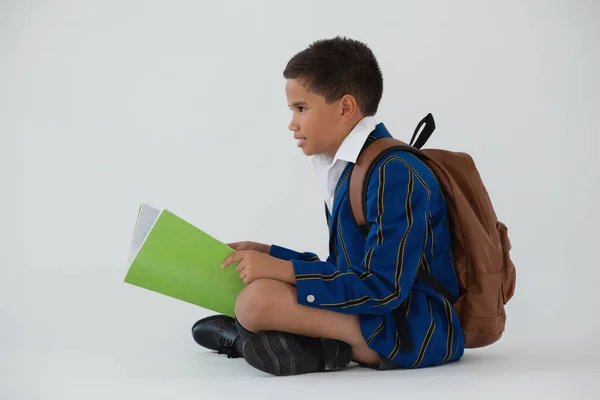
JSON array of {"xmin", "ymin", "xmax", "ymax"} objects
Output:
[{"xmin": 416, "ymin": 269, "xmax": 458, "ymax": 304}]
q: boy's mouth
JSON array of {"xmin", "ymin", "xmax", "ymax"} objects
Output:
[{"xmin": 294, "ymin": 135, "xmax": 307, "ymax": 147}]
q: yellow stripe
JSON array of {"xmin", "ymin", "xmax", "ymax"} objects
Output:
[
  {"xmin": 423, "ymin": 210, "xmax": 429, "ymax": 254},
  {"xmin": 365, "ymin": 248, "xmax": 374, "ymax": 271},
  {"xmin": 320, "ymin": 295, "xmax": 371, "ymax": 308},
  {"xmin": 337, "ymin": 219, "xmax": 352, "ymax": 267},
  {"xmin": 450, "ymin": 334, "xmax": 460, "ymax": 360},
  {"xmin": 422, "ymin": 254, "xmax": 431, "ymax": 273},
  {"xmin": 387, "ymin": 331, "xmax": 401, "ymax": 360},
  {"xmin": 380, "ymin": 171, "xmax": 415, "ymax": 305},
  {"xmin": 359, "ymin": 272, "xmax": 373, "ymax": 280},
  {"xmin": 428, "ymin": 211, "xmax": 435, "ymax": 257},
  {"xmin": 410, "ymin": 299, "xmax": 436, "ymax": 368},
  {"xmin": 385, "ymin": 156, "xmax": 431, "ymax": 199},
  {"xmin": 295, "ymin": 271, "xmax": 354, "ymax": 281},
  {"xmin": 296, "ymin": 270, "xmax": 373, "ymax": 283},
  {"xmin": 376, "ymin": 161, "xmax": 385, "ymax": 245},
  {"xmin": 405, "ymin": 292, "xmax": 412, "ymax": 317},
  {"xmin": 441, "ymin": 296, "xmax": 454, "ymax": 363},
  {"xmin": 366, "ymin": 321, "xmax": 384, "ymax": 345},
  {"xmin": 334, "ymin": 167, "xmax": 352, "ymax": 199}
]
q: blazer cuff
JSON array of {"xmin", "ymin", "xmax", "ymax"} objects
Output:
[{"xmin": 269, "ymin": 244, "xmax": 304, "ymax": 261}]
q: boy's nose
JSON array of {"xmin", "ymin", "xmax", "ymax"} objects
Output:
[{"xmin": 288, "ymin": 120, "xmax": 299, "ymax": 132}]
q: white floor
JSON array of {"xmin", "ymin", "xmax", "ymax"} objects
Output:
[
  {"xmin": 1, "ymin": 269, "xmax": 598, "ymax": 400},
  {"xmin": 3, "ymin": 332, "xmax": 599, "ymax": 399},
  {"xmin": 2, "ymin": 340, "xmax": 599, "ymax": 400}
]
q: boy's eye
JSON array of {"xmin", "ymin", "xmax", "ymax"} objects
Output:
[{"xmin": 297, "ymin": 106, "xmax": 305, "ymax": 112}]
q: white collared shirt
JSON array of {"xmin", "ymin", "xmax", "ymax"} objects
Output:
[{"xmin": 311, "ymin": 116, "xmax": 378, "ymax": 211}]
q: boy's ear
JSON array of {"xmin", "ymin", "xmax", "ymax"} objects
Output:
[{"xmin": 340, "ymin": 94, "xmax": 359, "ymax": 122}]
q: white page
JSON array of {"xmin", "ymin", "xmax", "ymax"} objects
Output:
[{"xmin": 128, "ymin": 203, "xmax": 161, "ymax": 265}]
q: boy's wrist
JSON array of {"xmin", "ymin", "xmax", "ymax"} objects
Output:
[{"xmin": 274, "ymin": 260, "xmax": 296, "ymax": 285}]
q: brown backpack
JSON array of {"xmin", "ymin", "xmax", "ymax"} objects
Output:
[{"xmin": 349, "ymin": 114, "xmax": 516, "ymax": 348}]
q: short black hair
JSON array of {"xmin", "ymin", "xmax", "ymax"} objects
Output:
[{"xmin": 283, "ymin": 36, "xmax": 383, "ymax": 116}]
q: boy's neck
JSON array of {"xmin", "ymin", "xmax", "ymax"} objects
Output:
[{"xmin": 326, "ymin": 114, "xmax": 367, "ymax": 158}]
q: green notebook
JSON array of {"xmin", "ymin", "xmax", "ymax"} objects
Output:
[{"xmin": 124, "ymin": 203, "xmax": 245, "ymax": 317}]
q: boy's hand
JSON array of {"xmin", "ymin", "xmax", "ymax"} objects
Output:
[
  {"xmin": 221, "ymin": 251, "xmax": 295, "ymax": 285},
  {"xmin": 227, "ymin": 241, "xmax": 271, "ymax": 254}
]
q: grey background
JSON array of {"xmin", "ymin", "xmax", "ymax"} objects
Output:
[{"xmin": 1, "ymin": 0, "xmax": 599, "ymax": 398}]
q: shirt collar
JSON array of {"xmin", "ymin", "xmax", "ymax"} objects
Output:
[
  {"xmin": 310, "ymin": 116, "xmax": 378, "ymax": 167},
  {"xmin": 333, "ymin": 116, "xmax": 378, "ymax": 163}
]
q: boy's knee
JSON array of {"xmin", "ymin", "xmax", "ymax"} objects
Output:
[{"xmin": 234, "ymin": 279, "xmax": 277, "ymax": 332}]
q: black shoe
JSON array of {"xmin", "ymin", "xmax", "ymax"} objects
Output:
[
  {"xmin": 191, "ymin": 315, "xmax": 244, "ymax": 358},
  {"xmin": 242, "ymin": 331, "xmax": 352, "ymax": 376}
]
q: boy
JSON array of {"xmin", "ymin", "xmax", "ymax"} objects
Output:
[{"xmin": 192, "ymin": 36, "xmax": 464, "ymax": 376}]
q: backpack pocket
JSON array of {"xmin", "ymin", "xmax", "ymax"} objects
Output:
[{"xmin": 497, "ymin": 221, "xmax": 516, "ymax": 304}]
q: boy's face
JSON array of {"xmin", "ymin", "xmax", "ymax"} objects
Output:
[{"xmin": 285, "ymin": 79, "xmax": 346, "ymax": 157}]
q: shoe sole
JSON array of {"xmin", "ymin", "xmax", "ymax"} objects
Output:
[{"xmin": 243, "ymin": 331, "xmax": 352, "ymax": 376}]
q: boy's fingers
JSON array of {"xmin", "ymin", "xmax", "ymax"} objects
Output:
[
  {"xmin": 235, "ymin": 262, "xmax": 244, "ymax": 272},
  {"xmin": 221, "ymin": 251, "xmax": 245, "ymax": 268}
]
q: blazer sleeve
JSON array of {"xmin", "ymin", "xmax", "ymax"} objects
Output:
[
  {"xmin": 291, "ymin": 156, "xmax": 430, "ymax": 315},
  {"xmin": 269, "ymin": 244, "xmax": 321, "ymax": 262}
]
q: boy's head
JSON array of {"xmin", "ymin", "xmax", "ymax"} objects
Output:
[{"xmin": 284, "ymin": 36, "xmax": 383, "ymax": 157}]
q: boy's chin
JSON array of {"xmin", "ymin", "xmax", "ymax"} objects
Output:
[
  {"xmin": 301, "ymin": 147, "xmax": 314, "ymax": 156},
  {"xmin": 299, "ymin": 143, "xmax": 325, "ymax": 157},
  {"xmin": 299, "ymin": 144, "xmax": 315, "ymax": 156},
  {"xmin": 301, "ymin": 147, "xmax": 322, "ymax": 157}
]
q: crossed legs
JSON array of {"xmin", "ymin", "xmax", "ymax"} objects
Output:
[{"xmin": 234, "ymin": 278, "xmax": 381, "ymax": 366}]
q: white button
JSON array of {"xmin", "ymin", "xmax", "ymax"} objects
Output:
[{"xmin": 307, "ymin": 295, "xmax": 315, "ymax": 303}]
